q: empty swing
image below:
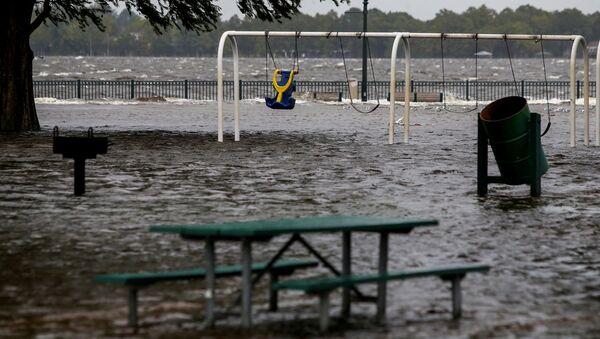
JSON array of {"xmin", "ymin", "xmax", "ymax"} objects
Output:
[
  {"xmin": 338, "ymin": 34, "xmax": 380, "ymax": 113},
  {"xmin": 440, "ymin": 33, "xmax": 480, "ymax": 113},
  {"xmin": 265, "ymin": 32, "xmax": 299, "ymax": 110},
  {"xmin": 503, "ymin": 35, "xmax": 552, "ymax": 136}
]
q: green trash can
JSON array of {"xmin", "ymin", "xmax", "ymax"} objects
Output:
[{"xmin": 479, "ymin": 96, "xmax": 548, "ymax": 185}]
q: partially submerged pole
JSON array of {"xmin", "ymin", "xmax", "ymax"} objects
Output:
[
  {"xmin": 53, "ymin": 127, "xmax": 108, "ymax": 196},
  {"xmin": 361, "ymin": 0, "xmax": 368, "ymax": 102}
]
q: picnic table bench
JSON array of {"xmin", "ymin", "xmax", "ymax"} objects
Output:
[
  {"xmin": 95, "ymin": 259, "xmax": 318, "ymax": 328},
  {"xmin": 274, "ymin": 264, "xmax": 490, "ymax": 330}
]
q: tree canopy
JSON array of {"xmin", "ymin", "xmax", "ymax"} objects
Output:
[
  {"xmin": 31, "ymin": 5, "xmax": 600, "ymax": 58},
  {"xmin": 31, "ymin": 0, "xmax": 348, "ymax": 34},
  {"xmin": 1, "ymin": 0, "xmax": 348, "ymax": 131}
]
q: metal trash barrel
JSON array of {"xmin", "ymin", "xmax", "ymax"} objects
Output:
[{"xmin": 479, "ymin": 96, "xmax": 548, "ymax": 185}]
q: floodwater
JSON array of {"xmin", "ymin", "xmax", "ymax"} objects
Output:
[
  {"xmin": 1, "ymin": 99, "xmax": 600, "ymax": 338},
  {"xmin": 33, "ymin": 56, "xmax": 593, "ymax": 82}
]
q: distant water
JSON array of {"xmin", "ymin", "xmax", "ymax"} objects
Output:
[{"xmin": 33, "ymin": 56, "xmax": 592, "ymax": 82}]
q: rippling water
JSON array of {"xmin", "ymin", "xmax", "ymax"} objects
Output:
[
  {"xmin": 1, "ymin": 100, "xmax": 599, "ymax": 337},
  {"xmin": 33, "ymin": 56, "xmax": 594, "ymax": 82}
]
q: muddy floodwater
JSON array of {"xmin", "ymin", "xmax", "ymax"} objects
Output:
[{"xmin": 1, "ymin": 101, "xmax": 600, "ymax": 338}]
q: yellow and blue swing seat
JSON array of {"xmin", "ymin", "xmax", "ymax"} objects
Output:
[{"xmin": 265, "ymin": 68, "xmax": 298, "ymax": 110}]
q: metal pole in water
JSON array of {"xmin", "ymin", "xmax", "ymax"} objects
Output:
[
  {"xmin": 341, "ymin": 231, "xmax": 351, "ymax": 317},
  {"xmin": 361, "ymin": 0, "xmax": 368, "ymax": 102},
  {"xmin": 597, "ymin": 40, "xmax": 600, "ymax": 146},
  {"xmin": 241, "ymin": 239, "xmax": 252, "ymax": 328},
  {"xmin": 73, "ymin": 157, "xmax": 85, "ymax": 196},
  {"xmin": 204, "ymin": 238, "xmax": 216, "ymax": 328}
]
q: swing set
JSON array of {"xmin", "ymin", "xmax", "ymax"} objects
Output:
[
  {"xmin": 438, "ymin": 33, "xmax": 553, "ymax": 136},
  {"xmin": 216, "ymin": 31, "xmax": 594, "ymax": 147},
  {"xmin": 263, "ymin": 31, "xmax": 380, "ymax": 113}
]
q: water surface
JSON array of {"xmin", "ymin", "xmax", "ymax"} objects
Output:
[{"xmin": 1, "ymin": 101, "xmax": 599, "ymax": 337}]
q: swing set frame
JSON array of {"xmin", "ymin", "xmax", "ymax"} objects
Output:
[{"xmin": 216, "ymin": 31, "xmax": 595, "ymax": 147}]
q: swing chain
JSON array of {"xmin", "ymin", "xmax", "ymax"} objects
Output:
[
  {"xmin": 294, "ymin": 31, "xmax": 300, "ymax": 72},
  {"xmin": 440, "ymin": 33, "xmax": 479, "ymax": 113},
  {"xmin": 338, "ymin": 36, "xmax": 380, "ymax": 114},
  {"xmin": 505, "ymin": 33, "xmax": 551, "ymax": 136},
  {"xmin": 504, "ymin": 34, "xmax": 520, "ymax": 96},
  {"xmin": 265, "ymin": 31, "xmax": 277, "ymax": 70},
  {"xmin": 265, "ymin": 30, "xmax": 300, "ymax": 73},
  {"xmin": 536, "ymin": 34, "xmax": 552, "ymax": 136},
  {"xmin": 366, "ymin": 37, "xmax": 380, "ymax": 105},
  {"xmin": 265, "ymin": 31, "xmax": 278, "ymax": 96}
]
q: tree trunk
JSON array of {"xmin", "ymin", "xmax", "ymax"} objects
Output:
[{"xmin": 0, "ymin": 1, "xmax": 40, "ymax": 131}]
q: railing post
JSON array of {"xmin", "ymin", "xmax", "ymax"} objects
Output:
[
  {"xmin": 77, "ymin": 79, "xmax": 81, "ymax": 99},
  {"xmin": 466, "ymin": 79, "xmax": 469, "ymax": 101},
  {"xmin": 410, "ymin": 80, "xmax": 414, "ymax": 94},
  {"xmin": 184, "ymin": 79, "xmax": 188, "ymax": 99},
  {"xmin": 239, "ymin": 81, "xmax": 243, "ymax": 100},
  {"xmin": 577, "ymin": 80, "xmax": 581, "ymax": 99},
  {"xmin": 130, "ymin": 80, "xmax": 135, "ymax": 99},
  {"xmin": 521, "ymin": 80, "xmax": 525, "ymax": 97}
]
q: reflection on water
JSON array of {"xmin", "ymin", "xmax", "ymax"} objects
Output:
[{"xmin": 0, "ymin": 102, "xmax": 599, "ymax": 337}]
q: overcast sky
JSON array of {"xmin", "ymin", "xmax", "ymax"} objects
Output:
[{"xmin": 216, "ymin": 0, "xmax": 598, "ymax": 20}]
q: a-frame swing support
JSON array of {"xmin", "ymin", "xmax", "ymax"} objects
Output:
[
  {"xmin": 597, "ymin": 40, "xmax": 600, "ymax": 146},
  {"xmin": 216, "ymin": 31, "xmax": 595, "ymax": 147}
]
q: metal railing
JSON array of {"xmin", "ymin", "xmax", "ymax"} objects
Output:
[{"xmin": 34, "ymin": 79, "xmax": 596, "ymax": 101}]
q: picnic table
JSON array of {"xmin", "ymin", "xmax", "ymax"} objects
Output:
[{"xmin": 149, "ymin": 215, "xmax": 439, "ymax": 328}]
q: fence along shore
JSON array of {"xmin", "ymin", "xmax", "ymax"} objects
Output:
[{"xmin": 34, "ymin": 79, "xmax": 597, "ymax": 102}]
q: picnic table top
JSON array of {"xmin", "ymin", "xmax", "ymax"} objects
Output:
[{"xmin": 149, "ymin": 215, "xmax": 438, "ymax": 240}]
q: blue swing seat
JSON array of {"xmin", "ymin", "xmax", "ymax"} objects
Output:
[{"xmin": 265, "ymin": 69, "xmax": 297, "ymax": 110}]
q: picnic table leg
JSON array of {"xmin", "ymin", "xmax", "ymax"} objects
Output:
[
  {"xmin": 319, "ymin": 291, "xmax": 331, "ymax": 331},
  {"xmin": 296, "ymin": 235, "xmax": 368, "ymax": 300},
  {"xmin": 228, "ymin": 234, "xmax": 299, "ymax": 311},
  {"xmin": 376, "ymin": 231, "xmax": 389, "ymax": 323},
  {"xmin": 127, "ymin": 288, "xmax": 138, "ymax": 328},
  {"xmin": 341, "ymin": 231, "xmax": 351, "ymax": 318},
  {"xmin": 451, "ymin": 275, "xmax": 463, "ymax": 319},
  {"xmin": 241, "ymin": 238, "xmax": 253, "ymax": 328},
  {"xmin": 204, "ymin": 238, "xmax": 216, "ymax": 328},
  {"xmin": 269, "ymin": 272, "xmax": 279, "ymax": 311}
]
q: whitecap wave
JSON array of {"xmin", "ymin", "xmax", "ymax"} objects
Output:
[{"xmin": 35, "ymin": 97, "xmax": 212, "ymax": 105}]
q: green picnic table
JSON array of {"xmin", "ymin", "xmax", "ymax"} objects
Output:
[{"xmin": 149, "ymin": 215, "xmax": 439, "ymax": 329}]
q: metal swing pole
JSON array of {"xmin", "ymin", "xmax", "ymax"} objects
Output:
[
  {"xmin": 597, "ymin": 40, "xmax": 600, "ymax": 146},
  {"xmin": 361, "ymin": 0, "xmax": 368, "ymax": 102}
]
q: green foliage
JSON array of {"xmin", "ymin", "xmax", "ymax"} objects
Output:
[
  {"xmin": 32, "ymin": 0, "xmax": 338, "ymax": 34},
  {"xmin": 30, "ymin": 4, "xmax": 600, "ymax": 57}
]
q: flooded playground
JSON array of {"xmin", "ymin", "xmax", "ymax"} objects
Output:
[{"xmin": 1, "ymin": 100, "xmax": 599, "ymax": 338}]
